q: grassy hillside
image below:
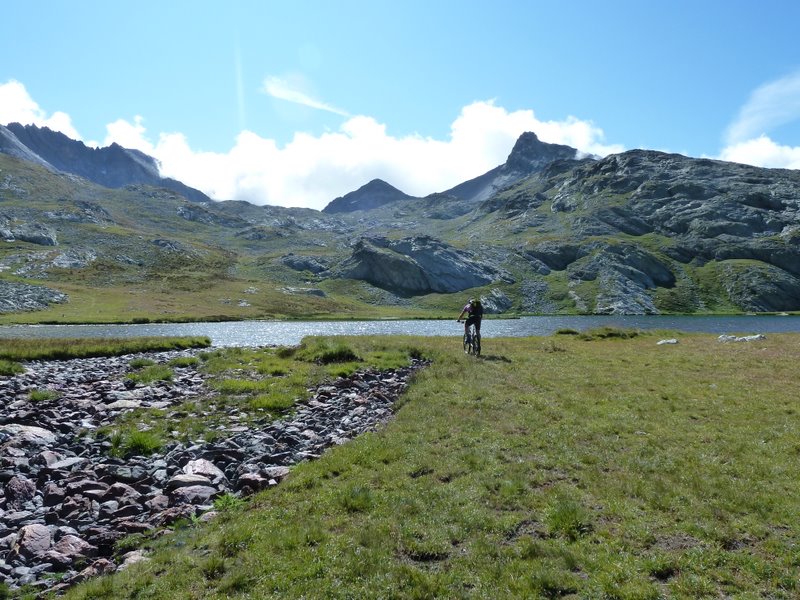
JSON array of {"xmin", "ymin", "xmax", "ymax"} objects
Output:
[{"xmin": 54, "ymin": 332, "xmax": 798, "ymax": 599}]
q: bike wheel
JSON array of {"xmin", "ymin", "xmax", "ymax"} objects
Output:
[
  {"xmin": 474, "ymin": 333, "xmax": 481, "ymax": 356},
  {"xmin": 463, "ymin": 332, "xmax": 470, "ymax": 353}
]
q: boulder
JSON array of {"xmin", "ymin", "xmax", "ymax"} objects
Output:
[{"xmin": 335, "ymin": 236, "xmax": 508, "ymax": 295}]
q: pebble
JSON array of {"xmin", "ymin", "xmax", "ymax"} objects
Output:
[{"xmin": 0, "ymin": 349, "xmax": 427, "ymax": 593}]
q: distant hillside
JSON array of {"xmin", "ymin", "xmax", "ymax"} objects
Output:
[{"xmin": 0, "ymin": 123, "xmax": 210, "ymax": 202}]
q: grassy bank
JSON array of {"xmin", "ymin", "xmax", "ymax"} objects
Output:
[
  {"xmin": 26, "ymin": 332, "xmax": 800, "ymax": 598},
  {"xmin": 0, "ymin": 336, "xmax": 211, "ymax": 362}
]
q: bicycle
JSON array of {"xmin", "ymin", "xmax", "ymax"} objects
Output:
[{"xmin": 460, "ymin": 321, "xmax": 481, "ymax": 356}]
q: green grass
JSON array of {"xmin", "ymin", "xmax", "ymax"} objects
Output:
[
  {"xmin": 0, "ymin": 359, "xmax": 24, "ymax": 376},
  {"xmin": 125, "ymin": 364, "xmax": 174, "ymax": 384},
  {"xmin": 109, "ymin": 429, "xmax": 165, "ymax": 458},
  {"xmin": 60, "ymin": 332, "xmax": 800, "ymax": 599},
  {"xmin": 29, "ymin": 388, "xmax": 59, "ymax": 402},
  {"xmin": 0, "ymin": 336, "xmax": 211, "ymax": 361}
]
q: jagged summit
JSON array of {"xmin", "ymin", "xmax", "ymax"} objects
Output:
[
  {"xmin": 0, "ymin": 123, "xmax": 210, "ymax": 203},
  {"xmin": 504, "ymin": 131, "xmax": 579, "ymax": 173},
  {"xmin": 444, "ymin": 131, "xmax": 586, "ymax": 204},
  {"xmin": 322, "ymin": 178, "xmax": 416, "ymax": 214}
]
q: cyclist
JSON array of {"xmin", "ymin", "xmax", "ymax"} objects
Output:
[{"xmin": 457, "ymin": 297, "xmax": 483, "ymax": 342}]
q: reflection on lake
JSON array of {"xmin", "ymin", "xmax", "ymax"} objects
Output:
[{"xmin": 1, "ymin": 315, "xmax": 798, "ymax": 347}]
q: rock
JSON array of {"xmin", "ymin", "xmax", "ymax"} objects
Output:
[
  {"xmin": 657, "ymin": 339, "xmax": 679, "ymax": 345},
  {"xmin": 168, "ymin": 485, "xmax": 219, "ymax": 505},
  {"xmin": 11, "ymin": 524, "xmax": 52, "ymax": 559},
  {"xmin": 335, "ymin": 236, "xmax": 509, "ymax": 295},
  {"xmin": 165, "ymin": 473, "xmax": 214, "ymax": 491},
  {"xmin": 1, "ymin": 424, "xmax": 58, "ymax": 446},
  {"xmin": 5, "ymin": 475, "xmax": 36, "ymax": 509},
  {"xmin": 116, "ymin": 549, "xmax": 149, "ymax": 571},
  {"xmin": 0, "ymin": 281, "xmax": 68, "ymax": 314},
  {"xmin": 718, "ymin": 334, "xmax": 766, "ymax": 343},
  {"xmin": 280, "ymin": 253, "xmax": 331, "ymax": 274},
  {"xmin": 182, "ymin": 459, "xmax": 227, "ymax": 486}
]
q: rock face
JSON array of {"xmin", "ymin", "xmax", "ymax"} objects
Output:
[
  {"xmin": 335, "ymin": 236, "xmax": 510, "ymax": 295},
  {"xmin": 323, "ymin": 179, "xmax": 416, "ymax": 214},
  {"xmin": 1, "ymin": 123, "xmax": 210, "ymax": 203},
  {"xmin": 483, "ymin": 148, "xmax": 800, "ymax": 313},
  {"xmin": 0, "ymin": 349, "xmax": 427, "ymax": 594},
  {"xmin": 444, "ymin": 132, "xmax": 582, "ymax": 203}
]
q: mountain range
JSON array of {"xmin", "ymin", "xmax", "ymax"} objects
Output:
[{"xmin": 1, "ymin": 122, "xmax": 800, "ymax": 322}]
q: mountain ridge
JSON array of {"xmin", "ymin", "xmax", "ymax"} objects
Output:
[
  {"xmin": 1, "ymin": 123, "xmax": 210, "ymax": 203},
  {"xmin": 1, "ymin": 126, "xmax": 800, "ymax": 320}
]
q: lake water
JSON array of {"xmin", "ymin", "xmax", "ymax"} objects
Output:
[{"xmin": 0, "ymin": 315, "xmax": 798, "ymax": 347}]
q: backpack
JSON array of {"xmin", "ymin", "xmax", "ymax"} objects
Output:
[{"xmin": 471, "ymin": 299, "xmax": 483, "ymax": 317}]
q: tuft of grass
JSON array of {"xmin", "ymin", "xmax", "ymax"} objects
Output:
[
  {"xmin": 29, "ymin": 388, "xmax": 59, "ymax": 402},
  {"xmin": 125, "ymin": 364, "xmax": 173, "ymax": 385},
  {"xmin": 0, "ymin": 359, "xmax": 24, "ymax": 376},
  {"xmin": 128, "ymin": 357, "xmax": 156, "ymax": 369},
  {"xmin": 213, "ymin": 493, "xmax": 245, "ymax": 513},
  {"xmin": 545, "ymin": 492, "xmax": 593, "ymax": 541},
  {"xmin": 109, "ymin": 429, "xmax": 164, "ymax": 458},
  {"xmin": 339, "ymin": 485, "xmax": 374, "ymax": 513},
  {"xmin": 168, "ymin": 356, "xmax": 200, "ymax": 368},
  {"xmin": 577, "ymin": 326, "xmax": 641, "ymax": 340}
]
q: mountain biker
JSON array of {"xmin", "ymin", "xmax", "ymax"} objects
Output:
[{"xmin": 457, "ymin": 297, "xmax": 483, "ymax": 341}]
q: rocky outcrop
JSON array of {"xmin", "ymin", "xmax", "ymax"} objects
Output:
[
  {"xmin": 281, "ymin": 253, "xmax": 331, "ymax": 274},
  {"xmin": 335, "ymin": 236, "xmax": 509, "ymax": 295},
  {"xmin": 323, "ymin": 179, "xmax": 416, "ymax": 214},
  {"xmin": 0, "ymin": 350, "xmax": 427, "ymax": 594},
  {"xmin": 0, "ymin": 281, "xmax": 67, "ymax": 313}
]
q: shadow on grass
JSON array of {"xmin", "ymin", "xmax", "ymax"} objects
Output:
[{"xmin": 478, "ymin": 354, "xmax": 512, "ymax": 363}]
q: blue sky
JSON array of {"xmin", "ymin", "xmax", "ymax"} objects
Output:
[{"xmin": 2, "ymin": 0, "xmax": 799, "ymax": 209}]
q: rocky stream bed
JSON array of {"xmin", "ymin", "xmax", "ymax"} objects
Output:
[{"xmin": 0, "ymin": 350, "xmax": 426, "ymax": 595}]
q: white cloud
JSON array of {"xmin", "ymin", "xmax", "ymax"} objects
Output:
[
  {"xmin": 0, "ymin": 80, "xmax": 81, "ymax": 139},
  {"xmin": 718, "ymin": 70, "xmax": 800, "ymax": 169},
  {"xmin": 102, "ymin": 116, "xmax": 151, "ymax": 152},
  {"xmin": 262, "ymin": 76, "xmax": 350, "ymax": 117},
  {"xmin": 2, "ymin": 79, "xmax": 625, "ymax": 210},
  {"xmin": 139, "ymin": 99, "xmax": 623, "ymax": 210},
  {"xmin": 725, "ymin": 70, "xmax": 800, "ymax": 145},
  {"xmin": 719, "ymin": 135, "xmax": 800, "ymax": 169}
]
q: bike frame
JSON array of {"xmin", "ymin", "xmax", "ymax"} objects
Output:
[{"xmin": 463, "ymin": 322, "xmax": 481, "ymax": 356}]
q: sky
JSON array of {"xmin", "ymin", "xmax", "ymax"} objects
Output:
[{"xmin": 1, "ymin": 0, "xmax": 800, "ymax": 210}]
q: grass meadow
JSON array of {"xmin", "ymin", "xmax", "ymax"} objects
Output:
[{"xmin": 5, "ymin": 331, "xmax": 797, "ymax": 599}]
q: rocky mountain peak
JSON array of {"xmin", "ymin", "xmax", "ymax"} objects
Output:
[
  {"xmin": 322, "ymin": 178, "xmax": 415, "ymax": 214},
  {"xmin": 504, "ymin": 131, "xmax": 578, "ymax": 173}
]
